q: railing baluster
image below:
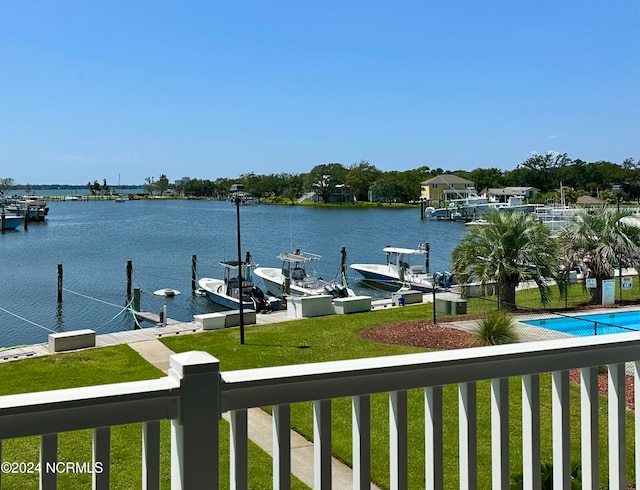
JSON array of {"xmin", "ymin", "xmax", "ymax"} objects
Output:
[
  {"xmin": 230, "ymin": 409, "xmax": 248, "ymax": 490},
  {"xmin": 459, "ymin": 382, "xmax": 477, "ymax": 490},
  {"xmin": 522, "ymin": 374, "xmax": 540, "ymax": 490},
  {"xmin": 352, "ymin": 394, "xmax": 371, "ymax": 490},
  {"xmin": 581, "ymin": 366, "xmax": 599, "ymax": 490},
  {"xmin": 389, "ymin": 390, "xmax": 408, "ymax": 490},
  {"xmin": 272, "ymin": 404, "xmax": 291, "ymax": 489},
  {"xmin": 40, "ymin": 433, "xmax": 58, "ymax": 490},
  {"xmin": 142, "ymin": 420, "xmax": 161, "ymax": 490},
  {"xmin": 313, "ymin": 399, "xmax": 332, "ymax": 489},
  {"xmin": 93, "ymin": 427, "xmax": 110, "ymax": 490},
  {"xmin": 608, "ymin": 363, "xmax": 626, "ymax": 489},
  {"xmin": 552, "ymin": 370, "xmax": 570, "ymax": 489},
  {"xmin": 425, "ymin": 386, "xmax": 443, "ymax": 490},
  {"xmin": 491, "ymin": 378, "xmax": 509, "ymax": 489}
]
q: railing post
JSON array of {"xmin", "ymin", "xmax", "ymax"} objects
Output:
[
  {"xmin": 581, "ymin": 367, "xmax": 599, "ymax": 490},
  {"xmin": 522, "ymin": 374, "xmax": 540, "ymax": 490},
  {"xmin": 552, "ymin": 371, "xmax": 570, "ymax": 490},
  {"xmin": 169, "ymin": 351, "xmax": 221, "ymax": 490},
  {"xmin": 608, "ymin": 363, "xmax": 626, "ymax": 489},
  {"xmin": 314, "ymin": 399, "xmax": 332, "ymax": 489},
  {"xmin": 491, "ymin": 378, "xmax": 509, "ymax": 490}
]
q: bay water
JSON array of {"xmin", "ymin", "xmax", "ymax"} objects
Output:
[{"xmin": 0, "ymin": 200, "xmax": 466, "ymax": 348}]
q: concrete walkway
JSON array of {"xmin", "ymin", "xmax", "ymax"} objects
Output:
[{"xmin": 128, "ymin": 339, "xmax": 380, "ymax": 489}]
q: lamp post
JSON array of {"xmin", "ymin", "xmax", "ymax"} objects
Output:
[
  {"xmin": 231, "ymin": 183, "xmax": 245, "ymax": 344},
  {"xmin": 617, "ymin": 192, "xmax": 623, "ymax": 304}
]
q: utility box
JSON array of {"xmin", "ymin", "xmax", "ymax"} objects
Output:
[
  {"xmin": 286, "ymin": 295, "xmax": 334, "ymax": 319},
  {"xmin": 392, "ymin": 290, "xmax": 423, "ymax": 306},
  {"xmin": 435, "ymin": 295, "xmax": 467, "ymax": 315},
  {"xmin": 333, "ymin": 296, "xmax": 372, "ymax": 314}
]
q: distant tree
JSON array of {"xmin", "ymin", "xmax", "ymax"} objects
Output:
[
  {"xmin": 304, "ymin": 163, "xmax": 347, "ymax": 203},
  {"xmin": 24, "ymin": 183, "xmax": 33, "ymax": 196},
  {"xmin": 156, "ymin": 174, "xmax": 170, "ymax": 196},
  {"xmin": 282, "ymin": 174, "xmax": 305, "ymax": 204},
  {"xmin": 345, "ymin": 160, "xmax": 381, "ymax": 201},
  {"xmin": 88, "ymin": 180, "xmax": 101, "ymax": 196},
  {"xmin": 0, "ymin": 177, "xmax": 15, "ymax": 196},
  {"xmin": 101, "ymin": 178, "xmax": 110, "ymax": 197},
  {"xmin": 144, "ymin": 176, "xmax": 156, "ymax": 195},
  {"xmin": 466, "ymin": 167, "xmax": 506, "ymax": 191}
]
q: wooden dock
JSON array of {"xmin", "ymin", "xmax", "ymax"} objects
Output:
[{"xmin": 0, "ymin": 298, "xmax": 419, "ymax": 363}]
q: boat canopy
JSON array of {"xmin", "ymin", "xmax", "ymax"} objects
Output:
[
  {"xmin": 277, "ymin": 251, "xmax": 322, "ymax": 263},
  {"xmin": 219, "ymin": 260, "xmax": 256, "ymax": 269},
  {"xmin": 382, "ymin": 247, "xmax": 427, "ymax": 255}
]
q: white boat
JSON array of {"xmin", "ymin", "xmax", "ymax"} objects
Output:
[
  {"xmin": 153, "ymin": 288, "xmax": 181, "ymax": 297},
  {"xmin": 199, "ymin": 253, "xmax": 276, "ymax": 311},
  {"xmin": 1, "ymin": 214, "xmax": 24, "ymax": 230},
  {"xmin": 350, "ymin": 244, "xmax": 452, "ymax": 291},
  {"xmin": 254, "ymin": 248, "xmax": 353, "ymax": 298},
  {"xmin": 425, "ymin": 195, "xmax": 539, "ymax": 221}
]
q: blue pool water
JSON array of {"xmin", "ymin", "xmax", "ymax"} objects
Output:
[{"xmin": 524, "ymin": 310, "xmax": 640, "ymax": 337}]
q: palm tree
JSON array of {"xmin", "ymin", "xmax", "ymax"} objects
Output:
[
  {"xmin": 452, "ymin": 211, "xmax": 561, "ymax": 311},
  {"xmin": 558, "ymin": 208, "xmax": 640, "ymax": 304}
]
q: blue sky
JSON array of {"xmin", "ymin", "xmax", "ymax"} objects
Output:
[{"xmin": 1, "ymin": 1, "xmax": 638, "ymax": 185}]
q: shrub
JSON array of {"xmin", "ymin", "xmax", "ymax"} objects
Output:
[{"xmin": 471, "ymin": 310, "xmax": 519, "ymax": 346}]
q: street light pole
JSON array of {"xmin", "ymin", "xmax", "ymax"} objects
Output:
[
  {"xmin": 618, "ymin": 194, "xmax": 623, "ymax": 304},
  {"xmin": 231, "ymin": 183, "xmax": 245, "ymax": 344}
]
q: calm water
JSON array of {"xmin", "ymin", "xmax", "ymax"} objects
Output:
[{"xmin": 0, "ymin": 201, "xmax": 466, "ymax": 348}]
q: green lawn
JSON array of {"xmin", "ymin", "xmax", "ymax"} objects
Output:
[
  {"xmin": 161, "ymin": 298, "xmax": 637, "ymax": 488},
  {"xmin": 0, "ymin": 286, "xmax": 638, "ymax": 489},
  {"xmin": 0, "ymin": 345, "xmax": 307, "ymax": 489}
]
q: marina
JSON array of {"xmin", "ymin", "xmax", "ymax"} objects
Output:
[{"xmin": 0, "ymin": 199, "xmax": 466, "ymax": 348}]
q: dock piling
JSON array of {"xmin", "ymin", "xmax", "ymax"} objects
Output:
[
  {"xmin": 191, "ymin": 255, "xmax": 197, "ymax": 293},
  {"xmin": 126, "ymin": 260, "xmax": 133, "ymax": 296},
  {"xmin": 57, "ymin": 264, "xmax": 63, "ymax": 303}
]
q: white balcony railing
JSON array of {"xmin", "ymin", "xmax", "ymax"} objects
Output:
[{"xmin": 1, "ymin": 333, "xmax": 640, "ymax": 489}]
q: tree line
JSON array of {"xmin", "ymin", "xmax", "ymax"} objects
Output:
[
  {"xmin": 2, "ymin": 152, "xmax": 637, "ymax": 204},
  {"xmin": 172, "ymin": 153, "xmax": 639, "ymax": 204}
]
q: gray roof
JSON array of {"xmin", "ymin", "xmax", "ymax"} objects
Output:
[{"xmin": 421, "ymin": 174, "xmax": 474, "ymax": 185}]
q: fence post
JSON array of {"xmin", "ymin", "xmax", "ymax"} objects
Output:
[{"xmin": 169, "ymin": 351, "xmax": 221, "ymax": 489}]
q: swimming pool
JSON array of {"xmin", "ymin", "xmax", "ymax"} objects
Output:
[{"xmin": 523, "ymin": 310, "xmax": 640, "ymax": 337}]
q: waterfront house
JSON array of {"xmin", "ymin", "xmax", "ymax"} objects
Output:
[
  {"xmin": 420, "ymin": 174, "xmax": 475, "ymax": 206},
  {"xmin": 485, "ymin": 186, "xmax": 539, "ymax": 202}
]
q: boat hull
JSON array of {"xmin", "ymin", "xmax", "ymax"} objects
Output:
[
  {"xmin": 254, "ymin": 267, "xmax": 318, "ymax": 296},
  {"xmin": 350, "ymin": 264, "xmax": 434, "ymax": 292},
  {"xmin": 1, "ymin": 216, "xmax": 24, "ymax": 230},
  {"xmin": 198, "ymin": 278, "xmax": 255, "ymax": 310}
]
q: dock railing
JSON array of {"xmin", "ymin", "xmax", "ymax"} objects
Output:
[{"xmin": 2, "ymin": 333, "xmax": 640, "ymax": 489}]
